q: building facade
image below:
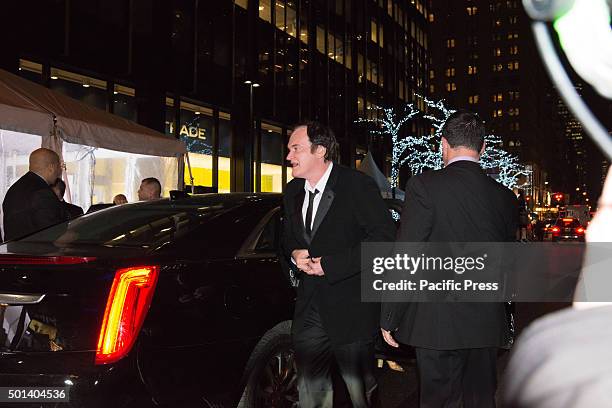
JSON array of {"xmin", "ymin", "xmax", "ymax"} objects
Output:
[{"xmin": 2, "ymin": 0, "xmax": 431, "ymax": 193}]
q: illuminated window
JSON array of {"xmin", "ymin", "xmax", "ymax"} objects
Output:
[
  {"xmin": 445, "ymin": 67, "xmax": 456, "ymax": 77},
  {"xmin": 509, "ymin": 45, "xmax": 519, "ymax": 55},
  {"xmin": 493, "ymin": 109, "xmax": 503, "ymax": 118},
  {"xmin": 494, "ymin": 47, "xmax": 501, "ymax": 57},
  {"xmin": 446, "ymin": 82, "xmax": 457, "ymax": 92},
  {"xmin": 493, "ymin": 64, "xmax": 503, "ymax": 72},
  {"xmin": 468, "ymin": 95, "xmax": 479, "ymax": 104},
  {"xmin": 493, "ymin": 93, "xmax": 503, "ymax": 102},
  {"xmin": 371, "ymin": 19, "xmax": 378, "ymax": 44},
  {"xmin": 446, "ymin": 38, "xmax": 455, "ymax": 48},
  {"xmin": 235, "ymin": 0, "xmax": 248, "ymax": 9},
  {"xmin": 467, "ymin": 65, "xmax": 478, "ymax": 75},
  {"xmin": 429, "ymin": 13, "xmax": 434, "ymax": 22},
  {"xmin": 467, "ymin": 6, "xmax": 478, "ymax": 15},
  {"xmin": 259, "ymin": 0, "xmax": 272, "ymax": 22},
  {"xmin": 429, "ymin": 70, "xmax": 435, "ymax": 79}
]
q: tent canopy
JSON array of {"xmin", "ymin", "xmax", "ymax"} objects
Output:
[
  {"xmin": 0, "ymin": 68, "xmax": 185, "ymax": 157},
  {"xmin": 357, "ymin": 151, "xmax": 405, "ymax": 200}
]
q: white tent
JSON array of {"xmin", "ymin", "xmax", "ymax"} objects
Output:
[
  {"xmin": 0, "ymin": 68, "xmax": 186, "ymax": 225},
  {"xmin": 357, "ymin": 151, "xmax": 405, "ymax": 200}
]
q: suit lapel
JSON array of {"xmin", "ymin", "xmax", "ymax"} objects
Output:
[{"xmin": 310, "ymin": 164, "xmax": 339, "ymax": 240}]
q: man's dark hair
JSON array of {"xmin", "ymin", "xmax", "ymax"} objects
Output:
[
  {"xmin": 294, "ymin": 120, "xmax": 339, "ymax": 162},
  {"xmin": 52, "ymin": 178, "xmax": 66, "ymax": 196},
  {"xmin": 441, "ymin": 110, "xmax": 485, "ymax": 152},
  {"xmin": 142, "ymin": 177, "xmax": 162, "ymax": 196}
]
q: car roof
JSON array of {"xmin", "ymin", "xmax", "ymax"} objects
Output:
[{"xmin": 124, "ymin": 192, "xmax": 283, "ymax": 209}]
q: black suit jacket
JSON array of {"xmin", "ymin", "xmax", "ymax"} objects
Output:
[
  {"xmin": 2, "ymin": 172, "xmax": 69, "ymax": 241},
  {"xmin": 63, "ymin": 201, "xmax": 84, "ymax": 219},
  {"xmin": 381, "ymin": 160, "xmax": 518, "ymax": 349},
  {"xmin": 282, "ymin": 164, "xmax": 396, "ymax": 345}
]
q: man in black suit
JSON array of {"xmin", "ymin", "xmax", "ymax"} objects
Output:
[
  {"xmin": 2, "ymin": 148, "xmax": 68, "ymax": 241},
  {"xmin": 282, "ymin": 121, "xmax": 395, "ymax": 407},
  {"xmin": 381, "ymin": 111, "xmax": 518, "ymax": 408},
  {"xmin": 51, "ymin": 178, "xmax": 84, "ymax": 219}
]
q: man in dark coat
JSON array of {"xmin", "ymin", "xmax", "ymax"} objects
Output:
[
  {"xmin": 51, "ymin": 178, "xmax": 84, "ymax": 219},
  {"xmin": 282, "ymin": 121, "xmax": 395, "ymax": 407},
  {"xmin": 381, "ymin": 111, "xmax": 518, "ymax": 408},
  {"xmin": 2, "ymin": 148, "xmax": 68, "ymax": 241}
]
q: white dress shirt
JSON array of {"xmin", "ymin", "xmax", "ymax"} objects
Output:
[
  {"xmin": 301, "ymin": 162, "xmax": 333, "ymax": 231},
  {"xmin": 446, "ymin": 156, "xmax": 479, "ymax": 166}
]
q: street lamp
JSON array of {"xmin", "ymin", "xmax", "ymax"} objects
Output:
[{"xmin": 244, "ymin": 79, "xmax": 260, "ymax": 191}]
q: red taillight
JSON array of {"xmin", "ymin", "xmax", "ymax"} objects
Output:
[
  {"xmin": 551, "ymin": 226, "xmax": 561, "ymax": 234},
  {"xmin": 576, "ymin": 227, "xmax": 585, "ymax": 234},
  {"xmin": 0, "ymin": 256, "xmax": 96, "ymax": 265},
  {"xmin": 562, "ymin": 218, "xmax": 574, "ymax": 222},
  {"xmin": 95, "ymin": 265, "xmax": 159, "ymax": 365}
]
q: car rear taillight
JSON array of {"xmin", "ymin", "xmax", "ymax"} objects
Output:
[
  {"xmin": 0, "ymin": 256, "xmax": 96, "ymax": 264},
  {"xmin": 551, "ymin": 226, "xmax": 561, "ymax": 234},
  {"xmin": 95, "ymin": 265, "xmax": 159, "ymax": 365},
  {"xmin": 576, "ymin": 227, "xmax": 585, "ymax": 234}
]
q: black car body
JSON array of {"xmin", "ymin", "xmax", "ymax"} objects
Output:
[{"xmin": 1, "ymin": 194, "xmax": 297, "ymax": 407}]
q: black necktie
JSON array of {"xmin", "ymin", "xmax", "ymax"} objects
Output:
[{"xmin": 305, "ymin": 189, "xmax": 319, "ymax": 236}]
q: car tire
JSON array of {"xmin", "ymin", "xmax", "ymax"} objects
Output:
[{"xmin": 237, "ymin": 320, "xmax": 298, "ymax": 408}]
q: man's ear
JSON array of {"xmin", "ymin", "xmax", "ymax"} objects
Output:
[
  {"xmin": 316, "ymin": 145, "xmax": 327, "ymax": 159},
  {"xmin": 441, "ymin": 137, "xmax": 449, "ymax": 151}
]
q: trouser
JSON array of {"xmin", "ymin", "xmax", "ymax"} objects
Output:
[
  {"xmin": 415, "ymin": 347, "xmax": 498, "ymax": 408},
  {"xmin": 293, "ymin": 303, "xmax": 377, "ymax": 408}
]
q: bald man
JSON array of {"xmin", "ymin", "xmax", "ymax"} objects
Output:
[{"xmin": 2, "ymin": 148, "xmax": 69, "ymax": 240}]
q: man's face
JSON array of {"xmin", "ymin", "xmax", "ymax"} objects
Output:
[
  {"xmin": 137, "ymin": 183, "xmax": 150, "ymax": 201},
  {"xmin": 286, "ymin": 126, "xmax": 324, "ymax": 179}
]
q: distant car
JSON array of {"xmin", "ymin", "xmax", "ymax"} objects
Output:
[{"xmin": 550, "ymin": 217, "xmax": 586, "ymax": 242}]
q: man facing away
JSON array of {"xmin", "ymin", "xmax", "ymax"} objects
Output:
[
  {"xmin": 281, "ymin": 121, "xmax": 395, "ymax": 407},
  {"xmin": 380, "ymin": 110, "xmax": 518, "ymax": 408},
  {"xmin": 137, "ymin": 177, "xmax": 162, "ymax": 201},
  {"xmin": 51, "ymin": 178, "xmax": 84, "ymax": 219},
  {"xmin": 2, "ymin": 148, "xmax": 69, "ymax": 241}
]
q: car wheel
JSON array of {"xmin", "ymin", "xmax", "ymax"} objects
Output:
[{"xmin": 237, "ymin": 321, "xmax": 298, "ymax": 408}]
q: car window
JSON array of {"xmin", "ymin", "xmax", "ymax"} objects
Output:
[{"xmin": 253, "ymin": 211, "xmax": 279, "ymax": 253}]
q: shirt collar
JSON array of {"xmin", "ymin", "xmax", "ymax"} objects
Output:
[
  {"xmin": 305, "ymin": 162, "xmax": 333, "ymax": 193},
  {"xmin": 446, "ymin": 156, "xmax": 479, "ymax": 167}
]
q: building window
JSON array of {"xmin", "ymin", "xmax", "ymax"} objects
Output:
[
  {"xmin": 49, "ymin": 68, "xmax": 107, "ymax": 111},
  {"xmin": 468, "ymin": 95, "xmax": 479, "ymax": 104},
  {"xmin": 235, "ymin": 0, "xmax": 248, "ymax": 9},
  {"xmin": 316, "ymin": 25, "xmax": 325, "ymax": 54},
  {"xmin": 179, "ymin": 101, "xmax": 214, "ymax": 188},
  {"xmin": 260, "ymin": 123, "xmax": 283, "ymax": 192},
  {"xmin": 468, "ymin": 65, "xmax": 478, "ymax": 75},
  {"xmin": 509, "ymin": 45, "xmax": 519, "ymax": 55},
  {"xmin": 445, "ymin": 67, "xmax": 456, "ymax": 77},
  {"xmin": 467, "ymin": 6, "xmax": 478, "ymax": 15},
  {"xmin": 446, "ymin": 82, "xmax": 457, "ymax": 92},
  {"xmin": 509, "ymin": 91, "xmax": 520, "ymax": 100},
  {"xmin": 493, "ymin": 93, "xmax": 503, "ymax": 102},
  {"xmin": 494, "ymin": 47, "xmax": 502, "ymax": 57},
  {"xmin": 113, "ymin": 85, "xmax": 136, "ymax": 122},
  {"xmin": 508, "ymin": 61, "xmax": 520, "ymax": 70},
  {"xmin": 446, "ymin": 38, "xmax": 455, "ymax": 48},
  {"xmin": 493, "ymin": 63, "xmax": 503, "ymax": 72},
  {"xmin": 218, "ymin": 111, "xmax": 232, "ymax": 193},
  {"xmin": 371, "ymin": 19, "xmax": 378, "ymax": 44},
  {"xmin": 259, "ymin": 0, "xmax": 272, "ymax": 23},
  {"xmin": 493, "ymin": 109, "xmax": 503, "ymax": 118}
]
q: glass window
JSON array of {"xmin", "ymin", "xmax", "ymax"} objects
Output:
[
  {"xmin": 235, "ymin": 0, "xmax": 248, "ymax": 9},
  {"xmin": 180, "ymin": 101, "xmax": 214, "ymax": 188},
  {"xmin": 260, "ymin": 123, "xmax": 283, "ymax": 192},
  {"xmin": 286, "ymin": 1, "xmax": 297, "ymax": 37},
  {"xmin": 259, "ymin": 0, "xmax": 272, "ymax": 22},
  {"xmin": 218, "ymin": 111, "xmax": 232, "ymax": 193},
  {"xmin": 18, "ymin": 59, "xmax": 43, "ymax": 84},
  {"xmin": 49, "ymin": 68, "xmax": 107, "ymax": 111},
  {"xmin": 317, "ymin": 26, "xmax": 325, "ymax": 54},
  {"xmin": 275, "ymin": 0, "xmax": 286, "ymax": 31},
  {"xmin": 113, "ymin": 85, "xmax": 137, "ymax": 122},
  {"xmin": 299, "ymin": 1, "xmax": 308, "ymax": 43},
  {"xmin": 254, "ymin": 210, "xmax": 280, "ymax": 253}
]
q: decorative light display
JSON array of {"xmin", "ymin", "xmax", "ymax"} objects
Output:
[{"xmin": 356, "ymin": 97, "xmax": 530, "ymax": 189}]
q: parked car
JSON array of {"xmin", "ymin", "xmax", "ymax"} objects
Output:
[
  {"xmin": 0, "ymin": 193, "xmax": 297, "ymax": 407},
  {"xmin": 549, "ymin": 217, "xmax": 586, "ymax": 242}
]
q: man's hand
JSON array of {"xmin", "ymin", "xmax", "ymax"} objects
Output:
[
  {"xmin": 381, "ymin": 328, "xmax": 399, "ymax": 348},
  {"xmin": 305, "ymin": 257, "xmax": 325, "ymax": 276},
  {"xmin": 292, "ymin": 249, "xmax": 312, "ymax": 273}
]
